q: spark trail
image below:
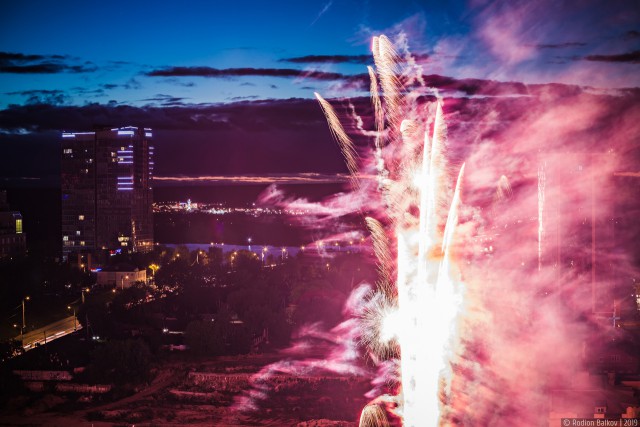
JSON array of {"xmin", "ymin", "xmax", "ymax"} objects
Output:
[
  {"xmin": 317, "ymin": 35, "xmax": 465, "ymax": 427},
  {"xmin": 538, "ymin": 163, "xmax": 546, "ymax": 271}
]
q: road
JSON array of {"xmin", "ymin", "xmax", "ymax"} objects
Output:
[{"xmin": 16, "ymin": 315, "xmax": 82, "ymax": 351}]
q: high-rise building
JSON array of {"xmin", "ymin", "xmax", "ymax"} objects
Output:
[{"xmin": 61, "ymin": 126, "xmax": 154, "ymax": 263}]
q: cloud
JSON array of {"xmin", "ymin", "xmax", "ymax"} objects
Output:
[
  {"xmin": 0, "ymin": 74, "xmax": 597, "ymax": 135},
  {"xmin": 123, "ymin": 78, "xmax": 142, "ymax": 90},
  {"xmin": 159, "ymin": 77, "xmax": 196, "ymax": 87},
  {"xmin": 0, "ymin": 52, "xmax": 64, "ymax": 61},
  {"xmin": 140, "ymin": 94, "xmax": 189, "ymax": 106},
  {"xmin": 475, "ymin": 2, "xmax": 540, "ymax": 65},
  {"xmin": 0, "ymin": 73, "xmax": 628, "ymax": 138},
  {"xmin": 281, "ymin": 54, "xmax": 373, "ymax": 65},
  {"xmin": 145, "ymin": 66, "xmax": 366, "ymax": 83},
  {"xmin": 0, "ymin": 97, "xmax": 332, "ymax": 134},
  {"xmin": 1, "ymin": 79, "xmax": 638, "ymax": 183},
  {"xmin": 583, "ymin": 50, "xmax": 640, "ymax": 63},
  {"xmin": 0, "ymin": 51, "xmax": 97, "ymax": 74},
  {"xmin": 534, "ymin": 42, "xmax": 587, "ymax": 49},
  {"xmin": 6, "ymin": 89, "xmax": 69, "ymax": 105},
  {"xmin": 6, "ymin": 89, "xmax": 64, "ymax": 96},
  {"xmin": 93, "ymin": 79, "xmax": 145, "ymax": 92},
  {"xmin": 228, "ymin": 95, "xmax": 260, "ymax": 101},
  {"xmin": 281, "ymin": 53, "xmax": 430, "ymax": 65},
  {"xmin": 72, "ymin": 86, "xmax": 109, "ymax": 97}
]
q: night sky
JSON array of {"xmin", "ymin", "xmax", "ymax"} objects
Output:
[{"xmin": 1, "ymin": 0, "xmax": 639, "ymax": 184}]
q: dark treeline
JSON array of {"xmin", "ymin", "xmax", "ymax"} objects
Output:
[{"xmin": 0, "ymin": 244, "xmax": 376, "ymax": 407}]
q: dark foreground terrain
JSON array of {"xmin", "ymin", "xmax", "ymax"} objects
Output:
[{"xmin": 0, "ymin": 352, "xmax": 372, "ymax": 426}]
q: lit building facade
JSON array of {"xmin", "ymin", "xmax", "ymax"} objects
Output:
[
  {"xmin": 61, "ymin": 126, "xmax": 154, "ymax": 262},
  {"xmin": 96, "ymin": 264, "xmax": 147, "ymax": 289},
  {"xmin": 0, "ymin": 190, "xmax": 26, "ymax": 258}
]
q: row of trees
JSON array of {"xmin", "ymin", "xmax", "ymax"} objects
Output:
[{"xmin": 78, "ymin": 245, "xmax": 376, "ymax": 359}]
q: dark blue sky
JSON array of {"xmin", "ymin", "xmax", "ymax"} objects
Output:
[
  {"xmin": 0, "ymin": 0, "xmax": 639, "ymax": 181},
  {"xmin": 2, "ymin": 0, "xmax": 638, "ymax": 108},
  {"xmin": 0, "ymin": 0, "xmax": 467, "ymax": 107}
]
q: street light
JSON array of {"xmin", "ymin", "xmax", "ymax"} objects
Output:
[
  {"xmin": 81, "ymin": 287, "xmax": 89, "ymax": 304},
  {"xmin": 149, "ymin": 263, "xmax": 159, "ymax": 276},
  {"xmin": 67, "ymin": 305, "xmax": 76, "ymax": 331},
  {"xmin": 21, "ymin": 296, "xmax": 30, "ymax": 347},
  {"xmin": 149, "ymin": 264, "xmax": 159, "ymax": 285},
  {"xmin": 81, "ymin": 289, "xmax": 90, "ymax": 339}
]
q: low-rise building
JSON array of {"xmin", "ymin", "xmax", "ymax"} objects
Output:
[{"xmin": 96, "ymin": 264, "xmax": 146, "ymax": 288}]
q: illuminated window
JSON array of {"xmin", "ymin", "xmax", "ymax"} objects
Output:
[
  {"xmin": 78, "ymin": 215, "xmax": 84, "ymax": 220},
  {"xmin": 76, "ymin": 230, "xmax": 81, "ymax": 236},
  {"xmin": 63, "ymin": 236, "xmax": 69, "ymax": 241},
  {"xmin": 63, "ymin": 148, "xmax": 72, "ymax": 154},
  {"xmin": 15, "ymin": 219, "xmax": 22, "ymax": 234},
  {"xmin": 80, "ymin": 241, "xmax": 85, "ymax": 246}
]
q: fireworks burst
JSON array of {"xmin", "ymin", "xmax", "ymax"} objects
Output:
[
  {"xmin": 243, "ymin": 28, "xmax": 635, "ymax": 427},
  {"xmin": 317, "ymin": 34, "xmax": 466, "ymax": 427}
]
